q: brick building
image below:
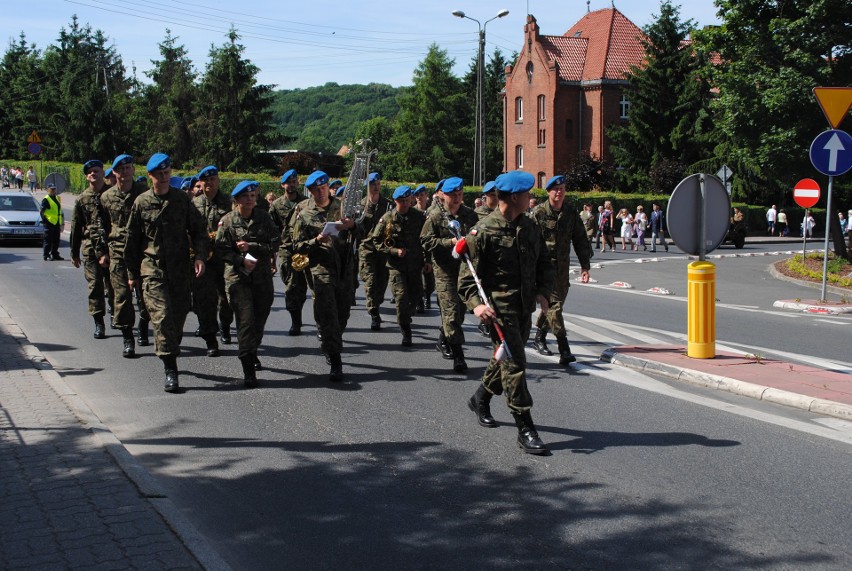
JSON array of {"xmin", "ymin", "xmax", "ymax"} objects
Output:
[{"xmin": 503, "ymin": 8, "xmax": 646, "ymax": 188}]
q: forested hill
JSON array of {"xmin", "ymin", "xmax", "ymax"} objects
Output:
[{"xmin": 270, "ymin": 82, "xmax": 405, "ymax": 154}]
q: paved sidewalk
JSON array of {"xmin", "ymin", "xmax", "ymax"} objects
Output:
[
  {"xmin": 0, "ymin": 307, "xmax": 226, "ymax": 569},
  {"xmin": 602, "ymin": 345, "xmax": 852, "ymax": 421}
]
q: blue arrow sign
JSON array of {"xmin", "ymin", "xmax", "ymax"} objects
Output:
[{"xmin": 809, "ymin": 129, "xmax": 852, "ymax": 176}]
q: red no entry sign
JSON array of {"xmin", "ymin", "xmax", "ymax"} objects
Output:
[{"xmin": 793, "ymin": 178, "xmax": 820, "ymax": 208}]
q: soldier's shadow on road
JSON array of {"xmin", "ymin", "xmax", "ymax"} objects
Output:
[{"xmin": 542, "ymin": 426, "xmax": 741, "ymax": 454}]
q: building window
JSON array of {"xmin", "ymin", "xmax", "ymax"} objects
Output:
[
  {"xmin": 515, "ymin": 97, "xmax": 523, "ymax": 122},
  {"xmin": 526, "ymin": 62, "xmax": 534, "ymax": 83},
  {"xmin": 565, "ymin": 119, "xmax": 573, "ymax": 139},
  {"xmin": 537, "ymin": 95, "xmax": 545, "ymax": 121},
  {"xmin": 538, "ymin": 172, "xmax": 546, "ymax": 189},
  {"xmin": 538, "ymin": 129, "xmax": 546, "ymax": 146},
  {"xmin": 620, "ymin": 94, "xmax": 630, "ymax": 119},
  {"xmin": 515, "ymin": 145, "xmax": 524, "ymax": 169}
]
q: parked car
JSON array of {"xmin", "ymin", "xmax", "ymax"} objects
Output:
[{"xmin": 0, "ymin": 191, "xmax": 43, "ymax": 244}]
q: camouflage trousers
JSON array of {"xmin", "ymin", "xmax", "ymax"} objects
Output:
[
  {"xmin": 312, "ymin": 266, "xmax": 355, "ymax": 357},
  {"xmin": 388, "ymin": 265, "xmax": 422, "ymax": 328},
  {"xmin": 109, "ymin": 257, "xmax": 148, "ymax": 330},
  {"xmin": 227, "ymin": 275, "xmax": 274, "ymax": 359},
  {"xmin": 192, "ymin": 259, "xmax": 232, "ymax": 338},
  {"xmin": 434, "ymin": 265, "xmax": 465, "ymax": 344},
  {"xmin": 143, "ymin": 275, "xmax": 192, "ymax": 357},
  {"xmin": 82, "ymin": 249, "xmax": 112, "ymax": 317},
  {"xmin": 359, "ymin": 249, "xmax": 388, "ymax": 317},
  {"xmin": 285, "ymin": 269, "xmax": 308, "ymax": 314},
  {"xmin": 535, "ymin": 280, "xmax": 570, "ymax": 338},
  {"xmin": 480, "ymin": 312, "xmax": 534, "ymax": 413},
  {"xmin": 422, "ymin": 265, "xmax": 435, "ymax": 300}
]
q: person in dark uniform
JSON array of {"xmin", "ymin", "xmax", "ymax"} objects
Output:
[
  {"xmin": 412, "ymin": 184, "xmax": 434, "ymax": 313},
  {"xmin": 124, "ymin": 153, "xmax": 209, "ymax": 393},
  {"xmin": 270, "ymin": 169, "xmax": 309, "ymax": 336},
  {"xmin": 474, "ymin": 180, "xmax": 498, "ymax": 219},
  {"xmin": 290, "ymin": 171, "xmax": 359, "ymax": 382},
  {"xmin": 530, "ymin": 175, "xmax": 592, "ymax": 365},
  {"xmin": 358, "ymin": 172, "xmax": 393, "ymax": 330},
  {"xmin": 370, "ymin": 186, "xmax": 426, "ymax": 346},
  {"xmin": 40, "ymin": 182, "xmax": 64, "ymax": 261},
  {"xmin": 459, "ymin": 171, "xmax": 555, "ymax": 454},
  {"xmin": 215, "ymin": 181, "xmax": 279, "ymax": 387}
]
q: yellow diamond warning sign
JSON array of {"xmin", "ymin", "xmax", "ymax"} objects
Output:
[
  {"xmin": 27, "ymin": 130, "xmax": 41, "ymax": 144},
  {"xmin": 813, "ymin": 87, "xmax": 852, "ymax": 129}
]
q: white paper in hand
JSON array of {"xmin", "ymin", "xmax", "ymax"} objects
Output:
[
  {"xmin": 322, "ymin": 222, "xmax": 341, "ymax": 236},
  {"xmin": 244, "ymin": 253, "xmax": 258, "ymax": 262}
]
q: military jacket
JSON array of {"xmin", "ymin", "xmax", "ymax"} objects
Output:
[
  {"xmin": 474, "ymin": 204, "xmax": 494, "ymax": 220},
  {"xmin": 421, "ymin": 203, "xmax": 478, "ymax": 270},
  {"xmin": 193, "ymin": 190, "xmax": 232, "ymax": 261},
  {"xmin": 101, "ymin": 181, "xmax": 148, "ymax": 259},
  {"xmin": 371, "ymin": 208, "xmax": 426, "ymax": 270},
  {"xmin": 290, "ymin": 196, "xmax": 359, "ymax": 280},
  {"xmin": 124, "ymin": 187, "xmax": 209, "ymax": 282},
  {"xmin": 215, "ymin": 207, "xmax": 279, "ymax": 285},
  {"xmin": 70, "ymin": 186, "xmax": 107, "ymax": 259},
  {"xmin": 530, "ymin": 200, "xmax": 592, "ymax": 282},
  {"xmin": 458, "ymin": 209, "xmax": 554, "ymax": 316},
  {"xmin": 269, "ymin": 195, "xmax": 300, "ymax": 257},
  {"xmin": 358, "ymin": 194, "xmax": 393, "ymax": 252}
]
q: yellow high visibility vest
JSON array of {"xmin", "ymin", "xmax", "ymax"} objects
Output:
[{"xmin": 43, "ymin": 195, "xmax": 63, "ymax": 225}]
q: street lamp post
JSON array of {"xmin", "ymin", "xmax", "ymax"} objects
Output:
[{"xmin": 453, "ymin": 8, "xmax": 509, "ymax": 187}]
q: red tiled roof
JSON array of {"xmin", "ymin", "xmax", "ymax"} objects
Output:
[
  {"xmin": 538, "ymin": 36, "xmax": 588, "ymax": 82},
  {"xmin": 562, "ymin": 8, "xmax": 646, "ymax": 81}
]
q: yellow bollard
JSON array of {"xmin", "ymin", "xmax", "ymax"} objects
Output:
[{"xmin": 687, "ymin": 261, "xmax": 716, "ymax": 358}]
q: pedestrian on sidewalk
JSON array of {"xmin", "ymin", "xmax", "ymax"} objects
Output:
[
  {"xmin": 777, "ymin": 209, "xmax": 788, "ymax": 237},
  {"xmin": 649, "ymin": 203, "xmax": 668, "ymax": 252},
  {"xmin": 766, "ymin": 204, "xmax": 777, "ymax": 235},
  {"xmin": 40, "ymin": 183, "xmax": 63, "ymax": 261},
  {"xmin": 26, "ymin": 166, "xmax": 37, "ymax": 191}
]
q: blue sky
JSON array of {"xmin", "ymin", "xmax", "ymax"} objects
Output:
[{"xmin": 7, "ymin": 0, "xmax": 721, "ymax": 89}]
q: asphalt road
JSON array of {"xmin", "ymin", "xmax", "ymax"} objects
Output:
[{"xmin": 1, "ymin": 235, "xmax": 850, "ymax": 569}]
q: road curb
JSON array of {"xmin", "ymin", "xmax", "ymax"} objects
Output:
[
  {"xmin": 768, "ymin": 260, "xmax": 852, "ymax": 298},
  {"xmin": 600, "ymin": 348, "xmax": 852, "ymax": 422}
]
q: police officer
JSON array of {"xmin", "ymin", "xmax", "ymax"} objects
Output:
[
  {"xmin": 358, "ymin": 172, "xmax": 393, "ymax": 330},
  {"xmin": 530, "ymin": 175, "xmax": 592, "ymax": 364},
  {"xmin": 270, "ymin": 169, "xmax": 309, "ymax": 335},
  {"xmin": 124, "ymin": 153, "xmax": 209, "ymax": 393},
  {"xmin": 370, "ymin": 186, "xmax": 425, "ymax": 346},
  {"xmin": 70, "ymin": 159, "xmax": 112, "ymax": 339},
  {"xmin": 460, "ymin": 171, "xmax": 554, "ymax": 454},
  {"xmin": 421, "ymin": 176, "xmax": 478, "ymax": 373},
  {"xmin": 215, "ymin": 181, "xmax": 279, "ymax": 387},
  {"xmin": 40, "ymin": 182, "xmax": 63, "ymax": 261},
  {"xmin": 290, "ymin": 171, "xmax": 359, "ymax": 382},
  {"xmin": 100, "ymin": 154, "xmax": 151, "ymax": 357}
]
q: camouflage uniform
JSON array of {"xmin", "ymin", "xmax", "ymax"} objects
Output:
[
  {"xmin": 358, "ymin": 194, "xmax": 393, "ymax": 324},
  {"xmin": 101, "ymin": 181, "xmax": 150, "ymax": 332},
  {"xmin": 269, "ymin": 194, "xmax": 308, "ymax": 323},
  {"xmin": 124, "ymin": 187, "xmax": 208, "ymax": 357},
  {"xmin": 474, "ymin": 203, "xmax": 494, "ymax": 220},
  {"xmin": 191, "ymin": 190, "xmax": 233, "ymax": 340},
  {"xmin": 413, "ymin": 202, "xmax": 435, "ymax": 309},
  {"xmin": 458, "ymin": 209, "xmax": 554, "ymax": 412},
  {"xmin": 69, "ymin": 186, "xmax": 113, "ymax": 319},
  {"xmin": 371, "ymin": 208, "xmax": 425, "ymax": 332},
  {"xmin": 215, "ymin": 207, "xmax": 279, "ymax": 359}
]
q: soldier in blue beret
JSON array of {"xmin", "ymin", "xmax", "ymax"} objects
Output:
[
  {"xmin": 459, "ymin": 170, "xmax": 555, "ymax": 454},
  {"xmin": 83, "ymin": 159, "xmax": 104, "ymax": 174},
  {"xmin": 476, "ymin": 180, "xmax": 498, "ymax": 220},
  {"xmin": 358, "ymin": 171, "xmax": 393, "ymax": 331},
  {"xmin": 411, "ymin": 183, "xmax": 433, "ymax": 314},
  {"xmin": 328, "ymin": 179, "xmax": 343, "ymax": 195},
  {"xmin": 270, "ymin": 168, "xmax": 309, "ymax": 335}
]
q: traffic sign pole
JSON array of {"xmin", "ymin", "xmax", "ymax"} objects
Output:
[{"xmin": 821, "ymin": 176, "xmax": 834, "ymax": 301}]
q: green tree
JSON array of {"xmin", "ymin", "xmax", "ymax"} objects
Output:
[
  {"xmin": 194, "ymin": 27, "xmax": 275, "ymax": 171},
  {"xmin": 0, "ymin": 34, "xmax": 43, "ymax": 160}
]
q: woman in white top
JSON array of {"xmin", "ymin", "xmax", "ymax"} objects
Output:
[
  {"xmin": 634, "ymin": 205, "xmax": 648, "ymax": 250},
  {"xmin": 617, "ymin": 208, "xmax": 634, "ymax": 251}
]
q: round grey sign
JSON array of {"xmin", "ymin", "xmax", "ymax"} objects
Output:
[
  {"xmin": 666, "ymin": 173, "xmax": 731, "ymax": 256},
  {"xmin": 43, "ymin": 172, "xmax": 67, "ymax": 195}
]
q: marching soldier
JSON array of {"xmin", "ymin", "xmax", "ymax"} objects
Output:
[
  {"xmin": 70, "ymin": 159, "xmax": 113, "ymax": 340},
  {"xmin": 460, "ymin": 171, "xmax": 554, "ymax": 454},
  {"xmin": 124, "ymin": 153, "xmax": 209, "ymax": 393},
  {"xmin": 420, "ymin": 176, "xmax": 478, "ymax": 373},
  {"xmin": 475, "ymin": 180, "xmax": 498, "ymax": 219},
  {"xmin": 290, "ymin": 171, "xmax": 359, "ymax": 382},
  {"xmin": 191, "ymin": 165, "xmax": 233, "ymax": 356},
  {"xmin": 370, "ymin": 186, "xmax": 426, "ymax": 346},
  {"xmin": 100, "ymin": 154, "xmax": 151, "ymax": 357},
  {"xmin": 270, "ymin": 169, "xmax": 309, "ymax": 335},
  {"xmin": 215, "ymin": 181, "xmax": 279, "ymax": 387},
  {"xmin": 412, "ymin": 184, "xmax": 434, "ymax": 313},
  {"xmin": 358, "ymin": 172, "xmax": 392, "ymax": 330},
  {"xmin": 530, "ymin": 175, "xmax": 592, "ymax": 364}
]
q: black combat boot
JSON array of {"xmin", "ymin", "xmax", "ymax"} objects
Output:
[
  {"xmin": 467, "ymin": 385, "xmax": 497, "ymax": 428},
  {"xmin": 288, "ymin": 312, "xmax": 302, "ymax": 336},
  {"xmin": 162, "ymin": 355, "xmax": 179, "ymax": 393},
  {"xmin": 93, "ymin": 315, "xmax": 106, "ymax": 339},
  {"xmin": 556, "ymin": 336, "xmax": 576, "ymax": 365},
  {"xmin": 137, "ymin": 319, "xmax": 149, "ymax": 346},
  {"xmin": 532, "ymin": 328, "xmax": 553, "ymax": 356},
  {"xmin": 436, "ymin": 331, "xmax": 453, "ymax": 360},
  {"xmin": 121, "ymin": 329, "xmax": 135, "ymax": 358},
  {"xmin": 328, "ymin": 353, "xmax": 344, "ymax": 383},
  {"xmin": 253, "ymin": 353, "xmax": 263, "ymax": 370},
  {"xmin": 450, "ymin": 344, "xmax": 468, "ymax": 373},
  {"xmin": 478, "ymin": 321, "xmax": 491, "ymax": 338},
  {"xmin": 416, "ymin": 299, "xmax": 425, "ymax": 314},
  {"xmin": 401, "ymin": 325, "xmax": 413, "ymax": 347},
  {"xmin": 424, "ymin": 296, "xmax": 432, "ymax": 310},
  {"xmin": 240, "ymin": 355, "xmax": 258, "ymax": 388},
  {"xmin": 370, "ymin": 314, "xmax": 381, "ymax": 331},
  {"xmin": 220, "ymin": 323, "xmax": 232, "ymax": 345},
  {"xmin": 512, "ymin": 411, "xmax": 548, "ymax": 454},
  {"xmin": 204, "ymin": 335, "xmax": 220, "ymax": 358}
]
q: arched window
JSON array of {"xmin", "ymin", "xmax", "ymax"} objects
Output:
[
  {"xmin": 515, "ymin": 97, "xmax": 523, "ymax": 122},
  {"xmin": 537, "ymin": 95, "xmax": 545, "ymax": 121},
  {"xmin": 526, "ymin": 61, "xmax": 534, "ymax": 83},
  {"xmin": 515, "ymin": 146, "xmax": 524, "ymax": 169},
  {"xmin": 538, "ymin": 172, "xmax": 547, "ymax": 189}
]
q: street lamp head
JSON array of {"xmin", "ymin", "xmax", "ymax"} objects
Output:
[
  {"xmin": 452, "ymin": 10, "xmax": 465, "ymax": 18},
  {"xmin": 497, "ymin": 9, "xmax": 509, "ymax": 18}
]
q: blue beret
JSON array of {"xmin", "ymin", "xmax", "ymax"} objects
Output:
[
  {"xmin": 392, "ymin": 185, "xmax": 412, "ymax": 200},
  {"xmin": 197, "ymin": 165, "xmax": 218, "ymax": 179},
  {"xmin": 413, "ymin": 184, "xmax": 426, "ymax": 195},
  {"xmin": 495, "ymin": 171, "xmax": 535, "ymax": 194},
  {"xmin": 104, "ymin": 168, "xmax": 113, "ymax": 178},
  {"xmin": 169, "ymin": 176, "xmax": 184, "ymax": 189},
  {"xmin": 329, "ymin": 179, "xmax": 342, "ymax": 187},
  {"xmin": 482, "ymin": 180, "xmax": 496, "ymax": 194},
  {"xmin": 111, "ymin": 154, "xmax": 133, "ymax": 169},
  {"xmin": 83, "ymin": 159, "xmax": 103, "ymax": 174},
  {"xmin": 368, "ymin": 172, "xmax": 380, "ymax": 183},
  {"xmin": 232, "ymin": 180, "xmax": 260, "ymax": 198},
  {"xmin": 443, "ymin": 177, "xmax": 464, "ymax": 193},
  {"xmin": 280, "ymin": 169, "xmax": 297, "ymax": 184},
  {"xmin": 305, "ymin": 171, "xmax": 329, "ymax": 188},
  {"xmin": 545, "ymin": 175, "xmax": 566, "ymax": 190},
  {"xmin": 335, "ymin": 185, "xmax": 346, "ymax": 197},
  {"xmin": 181, "ymin": 176, "xmax": 198, "ymax": 190},
  {"xmin": 435, "ymin": 179, "xmax": 446, "ymax": 191},
  {"xmin": 146, "ymin": 153, "xmax": 171, "ymax": 172}
]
